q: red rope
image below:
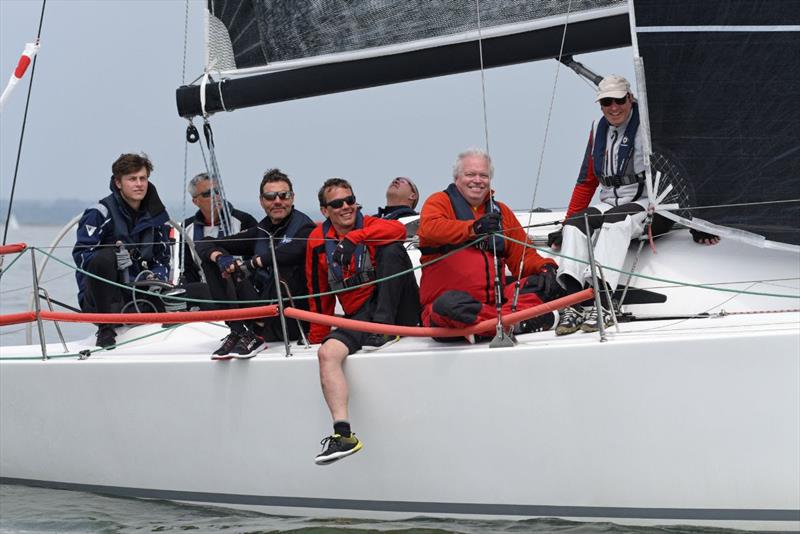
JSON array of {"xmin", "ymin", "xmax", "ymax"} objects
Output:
[
  {"xmin": 39, "ymin": 305, "xmax": 278, "ymax": 324},
  {"xmin": 0, "ymin": 242, "xmax": 27, "ymax": 255},
  {"xmin": 284, "ymin": 289, "xmax": 594, "ymax": 338},
  {"xmin": 0, "ymin": 311, "xmax": 36, "ymax": 326}
]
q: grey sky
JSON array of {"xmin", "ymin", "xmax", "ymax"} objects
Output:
[{"xmin": 0, "ymin": 0, "xmax": 635, "ymax": 220}]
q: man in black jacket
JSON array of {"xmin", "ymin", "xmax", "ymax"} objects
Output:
[
  {"xmin": 375, "ymin": 176, "xmax": 419, "ymax": 220},
  {"xmin": 73, "ymin": 153, "xmax": 171, "ymax": 348},
  {"xmin": 181, "ymin": 173, "xmax": 257, "ymax": 283},
  {"xmin": 197, "ymin": 169, "xmax": 316, "ymax": 359}
]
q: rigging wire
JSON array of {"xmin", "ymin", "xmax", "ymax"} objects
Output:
[
  {"xmin": 1, "ymin": 0, "xmax": 47, "ymax": 249},
  {"xmin": 179, "ymin": 0, "xmax": 192, "ymax": 281},
  {"xmin": 474, "ymin": 0, "xmax": 491, "ymax": 153},
  {"xmin": 510, "ymin": 0, "xmax": 573, "ymax": 311}
]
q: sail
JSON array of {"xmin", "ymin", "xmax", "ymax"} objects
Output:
[
  {"xmin": 177, "ymin": 0, "xmax": 629, "ymax": 117},
  {"xmin": 633, "ymin": 0, "xmax": 800, "ymax": 245}
]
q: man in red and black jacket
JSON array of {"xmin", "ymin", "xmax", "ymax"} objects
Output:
[
  {"xmin": 306, "ymin": 178, "xmax": 419, "ymax": 466},
  {"xmin": 417, "ymin": 148, "xmax": 561, "ymax": 340}
]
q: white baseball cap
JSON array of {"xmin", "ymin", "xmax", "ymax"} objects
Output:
[{"xmin": 596, "ymin": 75, "xmax": 631, "ymax": 101}]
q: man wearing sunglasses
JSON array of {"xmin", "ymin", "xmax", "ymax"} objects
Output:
[
  {"xmin": 550, "ymin": 74, "xmax": 718, "ymax": 336},
  {"xmin": 181, "ymin": 173, "xmax": 257, "ymax": 284},
  {"xmin": 307, "ymin": 178, "xmax": 420, "ymax": 465},
  {"xmin": 197, "ymin": 169, "xmax": 316, "ymax": 358}
]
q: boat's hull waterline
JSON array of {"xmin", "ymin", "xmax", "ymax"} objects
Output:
[{"xmin": 1, "ymin": 229, "xmax": 799, "ymax": 532}]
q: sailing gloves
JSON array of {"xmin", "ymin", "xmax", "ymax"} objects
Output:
[
  {"xmin": 547, "ymin": 229, "xmax": 563, "ymax": 249},
  {"xmin": 215, "ymin": 255, "xmax": 236, "ymax": 273},
  {"xmin": 524, "ymin": 264, "xmax": 563, "ymax": 301},
  {"xmin": 690, "ymin": 229, "xmax": 720, "ymax": 245},
  {"xmin": 332, "ymin": 238, "xmax": 357, "ymax": 266},
  {"xmin": 473, "ymin": 212, "xmax": 502, "ymax": 236},
  {"xmin": 115, "ymin": 242, "xmax": 133, "ymax": 271}
]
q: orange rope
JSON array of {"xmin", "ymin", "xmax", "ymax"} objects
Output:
[
  {"xmin": 0, "ymin": 242, "xmax": 27, "ymax": 255},
  {"xmin": 0, "ymin": 311, "xmax": 36, "ymax": 326},
  {"xmin": 39, "ymin": 305, "xmax": 278, "ymax": 324},
  {"xmin": 284, "ymin": 289, "xmax": 594, "ymax": 338}
]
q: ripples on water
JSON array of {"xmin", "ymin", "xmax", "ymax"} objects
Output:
[{"xmin": 0, "ymin": 484, "xmax": 757, "ymax": 534}]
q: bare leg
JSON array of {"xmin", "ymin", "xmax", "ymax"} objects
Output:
[{"xmin": 317, "ymin": 338, "xmax": 350, "ymax": 421}]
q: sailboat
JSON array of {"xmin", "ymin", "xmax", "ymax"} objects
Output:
[{"xmin": 1, "ymin": 1, "xmax": 798, "ymax": 532}]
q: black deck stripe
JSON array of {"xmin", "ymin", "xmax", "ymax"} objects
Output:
[{"xmin": 2, "ymin": 477, "xmax": 798, "ymax": 522}]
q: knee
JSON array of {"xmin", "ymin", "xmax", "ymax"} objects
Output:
[
  {"xmin": 564, "ymin": 207, "xmax": 602, "ymax": 234},
  {"xmin": 86, "ymin": 247, "xmax": 117, "ymax": 275},
  {"xmin": 317, "ymin": 340, "xmax": 347, "ymax": 367},
  {"xmin": 432, "ymin": 290, "xmax": 481, "ymax": 324}
]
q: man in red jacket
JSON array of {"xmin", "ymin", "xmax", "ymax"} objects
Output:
[
  {"xmin": 417, "ymin": 148, "xmax": 561, "ymax": 340},
  {"xmin": 306, "ymin": 178, "xmax": 419, "ymax": 465}
]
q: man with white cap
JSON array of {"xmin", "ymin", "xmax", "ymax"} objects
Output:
[{"xmin": 550, "ymin": 75, "xmax": 718, "ymax": 335}]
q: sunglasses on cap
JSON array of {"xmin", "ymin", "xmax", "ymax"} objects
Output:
[
  {"xmin": 195, "ymin": 188, "xmax": 220, "ymax": 198},
  {"xmin": 261, "ymin": 190, "xmax": 294, "ymax": 201},
  {"xmin": 323, "ymin": 195, "xmax": 357, "ymax": 209},
  {"xmin": 599, "ymin": 96, "xmax": 628, "ymax": 107}
]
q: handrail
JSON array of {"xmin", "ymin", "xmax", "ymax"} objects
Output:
[{"xmin": 0, "ymin": 243, "xmax": 27, "ymax": 255}]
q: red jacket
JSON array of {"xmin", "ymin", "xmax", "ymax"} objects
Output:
[
  {"xmin": 305, "ymin": 215, "xmax": 406, "ymax": 343},
  {"xmin": 417, "ymin": 191, "xmax": 556, "ymax": 308},
  {"xmin": 565, "ymin": 127, "xmax": 600, "ymax": 219}
]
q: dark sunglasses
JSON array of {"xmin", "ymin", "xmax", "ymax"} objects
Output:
[
  {"xmin": 261, "ymin": 190, "xmax": 294, "ymax": 201},
  {"xmin": 195, "ymin": 188, "xmax": 220, "ymax": 199},
  {"xmin": 323, "ymin": 195, "xmax": 357, "ymax": 209},
  {"xmin": 599, "ymin": 96, "xmax": 628, "ymax": 107}
]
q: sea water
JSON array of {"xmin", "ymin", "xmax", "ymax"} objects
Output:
[{"xmin": 0, "ymin": 226, "xmax": 756, "ymax": 533}]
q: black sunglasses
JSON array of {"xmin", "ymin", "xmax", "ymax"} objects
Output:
[
  {"xmin": 323, "ymin": 195, "xmax": 357, "ymax": 209},
  {"xmin": 261, "ymin": 190, "xmax": 294, "ymax": 201},
  {"xmin": 195, "ymin": 188, "xmax": 220, "ymax": 199},
  {"xmin": 599, "ymin": 96, "xmax": 628, "ymax": 107}
]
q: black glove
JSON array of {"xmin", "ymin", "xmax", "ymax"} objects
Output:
[
  {"xmin": 525, "ymin": 264, "xmax": 562, "ymax": 300},
  {"xmin": 473, "ymin": 211, "xmax": 502, "ymax": 235},
  {"xmin": 547, "ymin": 229, "xmax": 563, "ymax": 249},
  {"xmin": 216, "ymin": 254, "xmax": 236, "ymax": 273},
  {"xmin": 331, "ymin": 238, "xmax": 357, "ymax": 266},
  {"xmin": 690, "ymin": 229, "xmax": 720, "ymax": 244}
]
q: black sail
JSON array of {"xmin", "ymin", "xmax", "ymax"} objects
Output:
[
  {"xmin": 634, "ymin": 0, "xmax": 800, "ymax": 245},
  {"xmin": 176, "ymin": 0, "xmax": 629, "ymax": 117}
]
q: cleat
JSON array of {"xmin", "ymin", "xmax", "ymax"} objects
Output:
[
  {"xmin": 581, "ymin": 306, "xmax": 614, "ymax": 333},
  {"xmin": 555, "ymin": 306, "xmax": 584, "ymax": 336},
  {"xmin": 315, "ymin": 433, "xmax": 363, "ymax": 465},
  {"xmin": 211, "ymin": 332, "xmax": 241, "ymax": 360},
  {"xmin": 95, "ymin": 325, "xmax": 117, "ymax": 349},
  {"xmin": 361, "ymin": 333, "xmax": 400, "ymax": 351},
  {"xmin": 516, "ymin": 311, "xmax": 556, "ymax": 334},
  {"xmin": 231, "ymin": 331, "xmax": 267, "ymax": 359}
]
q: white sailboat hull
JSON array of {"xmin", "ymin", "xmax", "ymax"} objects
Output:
[{"xmin": 1, "ymin": 230, "xmax": 799, "ymax": 531}]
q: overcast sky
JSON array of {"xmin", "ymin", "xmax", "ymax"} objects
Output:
[{"xmin": 1, "ymin": 0, "xmax": 635, "ymax": 219}]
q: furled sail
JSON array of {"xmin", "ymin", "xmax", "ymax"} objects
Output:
[
  {"xmin": 176, "ymin": 0, "xmax": 629, "ymax": 117},
  {"xmin": 633, "ymin": 0, "xmax": 800, "ymax": 246}
]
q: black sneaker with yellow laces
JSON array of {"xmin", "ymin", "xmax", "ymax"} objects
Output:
[{"xmin": 314, "ymin": 433, "xmax": 363, "ymax": 465}]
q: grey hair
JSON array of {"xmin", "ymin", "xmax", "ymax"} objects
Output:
[
  {"xmin": 188, "ymin": 172, "xmax": 210, "ymax": 197},
  {"xmin": 453, "ymin": 148, "xmax": 494, "ymax": 180}
]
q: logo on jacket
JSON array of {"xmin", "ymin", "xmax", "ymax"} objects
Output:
[
  {"xmin": 85, "ymin": 224, "xmax": 97, "ymax": 236},
  {"xmin": 281, "ymin": 236, "xmax": 292, "ymax": 244}
]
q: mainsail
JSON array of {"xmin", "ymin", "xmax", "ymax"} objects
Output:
[
  {"xmin": 633, "ymin": 0, "xmax": 800, "ymax": 246},
  {"xmin": 176, "ymin": 0, "xmax": 629, "ymax": 117}
]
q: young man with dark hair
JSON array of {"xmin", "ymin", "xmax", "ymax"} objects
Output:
[
  {"xmin": 72, "ymin": 153, "xmax": 171, "ymax": 348},
  {"xmin": 307, "ymin": 178, "xmax": 420, "ymax": 465},
  {"xmin": 197, "ymin": 168, "xmax": 316, "ymax": 358}
]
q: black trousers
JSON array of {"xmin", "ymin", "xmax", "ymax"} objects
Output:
[
  {"xmin": 326, "ymin": 243, "xmax": 421, "ymax": 354},
  {"xmin": 202, "ymin": 259, "xmax": 307, "ymax": 342}
]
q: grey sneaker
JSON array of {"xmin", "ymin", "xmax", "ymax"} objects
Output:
[
  {"xmin": 581, "ymin": 306, "xmax": 613, "ymax": 333},
  {"xmin": 315, "ymin": 433, "xmax": 363, "ymax": 465},
  {"xmin": 555, "ymin": 306, "xmax": 584, "ymax": 336}
]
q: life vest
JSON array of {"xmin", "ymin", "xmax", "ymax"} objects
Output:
[
  {"xmin": 251, "ymin": 209, "xmax": 313, "ymax": 291},
  {"xmin": 323, "ymin": 210, "xmax": 375, "ymax": 291},
  {"xmin": 98, "ymin": 193, "xmax": 158, "ymax": 265},
  {"xmin": 419, "ymin": 183, "xmax": 504, "ymax": 255},
  {"xmin": 377, "ymin": 205, "xmax": 417, "ymax": 220},
  {"xmin": 592, "ymin": 103, "xmax": 644, "ymax": 188}
]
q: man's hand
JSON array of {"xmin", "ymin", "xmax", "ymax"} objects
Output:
[
  {"xmin": 215, "ymin": 254, "xmax": 236, "ymax": 275},
  {"xmin": 331, "ymin": 238, "xmax": 357, "ymax": 266},
  {"xmin": 473, "ymin": 212, "xmax": 502, "ymax": 236},
  {"xmin": 115, "ymin": 244, "xmax": 133, "ymax": 271},
  {"xmin": 547, "ymin": 229, "xmax": 563, "ymax": 250},
  {"xmin": 690, "ymin": 229, "xmax": 720, "ymax": 245},
  {"xmin": 525, "ymin": 264, "xmax": 563, "ymax": 300}
]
